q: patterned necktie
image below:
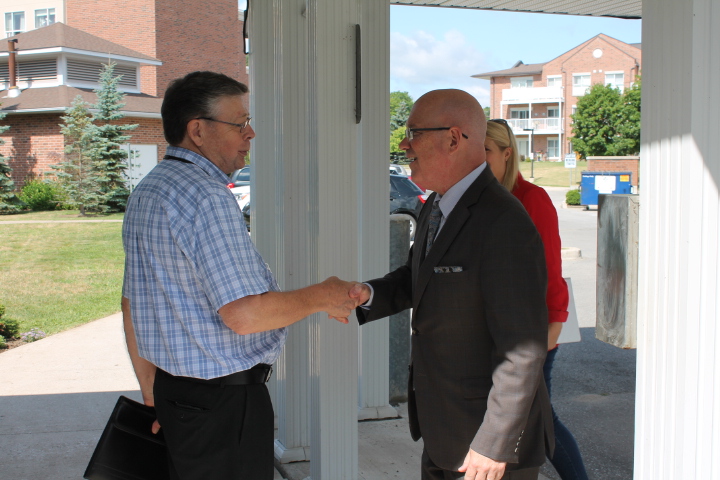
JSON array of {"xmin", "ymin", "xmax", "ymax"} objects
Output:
[{"xmin": 425, "ymin": 200, "xmax": 443, "ymax": 256}]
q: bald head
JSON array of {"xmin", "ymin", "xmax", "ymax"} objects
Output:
[
  {"xmin": 403, "ymin": 89, "xmax": 487, "ymax": 194},
  {"xmin": 415, "ymin": 89, "xmax": 487, "ymax": 146}
]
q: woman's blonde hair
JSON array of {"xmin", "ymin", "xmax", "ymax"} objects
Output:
[{"xmin": 486, "ymin": 120, "xmax": 520, "ymax": 192}]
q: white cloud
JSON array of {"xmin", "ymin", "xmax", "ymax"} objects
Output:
[{"xmin": 390, "ymin": 30, "xmax": 492, "ymax": 107}]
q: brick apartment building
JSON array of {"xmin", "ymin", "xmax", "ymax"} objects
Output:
[
  {"xmin": 0, "ymin": 0, "xmax": 247, "ymax": 188},
  {"xmin": 473, "ymin": 34, "xmax": 641, "ymax": 161}
]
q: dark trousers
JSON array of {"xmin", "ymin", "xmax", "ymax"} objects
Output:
[
  {"xmin": 544, "ymin": 346, "xmax": 589, "ymax": 480},
  {"xmin": 421, "ymin": 449, "xmax": 540, "ymax": 480},
  {"xmin": 153, "ymin": 368, "xmax": 275, "ymax": 480}
]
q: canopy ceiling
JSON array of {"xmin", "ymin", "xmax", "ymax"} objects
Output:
[{"xmin": 391, "ymin": 0, "xmax": 641, "ymax": 19}]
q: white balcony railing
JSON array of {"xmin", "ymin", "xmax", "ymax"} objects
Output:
[
  {"xmin": 501, "ymin": 86, "xmax": 564, "ymax": 103},
  {"xmin": 506, "ymin": 118, "xmax": 563, "ymax": 134}
]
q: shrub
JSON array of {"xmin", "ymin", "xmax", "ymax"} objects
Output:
[
  {"xmin": 0, "ymin": 317, "xmax": 19, "ymax": 339},
  {"xmin": 19, "ymin": 180, "xmax": 60, "ymax": 211},
  {"xmin": 0, "ymin": 335, "xmax": 6, "ymax": 349},
  {"xmin": 566, "ymin": 189, "xmax": 581, "ymax": 205}
]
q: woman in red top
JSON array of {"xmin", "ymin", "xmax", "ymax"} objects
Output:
[{"xmin": 485, "ymin": 119, "xmax": 588, "ymax": 480}]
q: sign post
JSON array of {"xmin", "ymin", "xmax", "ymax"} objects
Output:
[{"xmin": 565, "ymin": 153, "xmax": 577, "ymax": 186}]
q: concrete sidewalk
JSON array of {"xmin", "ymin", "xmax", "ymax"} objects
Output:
[{"xmin": 0, "ymin": 313, "xmax": 549, "ymax": 479}]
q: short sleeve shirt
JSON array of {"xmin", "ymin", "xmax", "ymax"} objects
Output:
[{"xmin": 122, "ymin": 146, "xmax": 286, "ymax": 379}]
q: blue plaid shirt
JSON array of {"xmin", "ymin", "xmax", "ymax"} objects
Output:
[{"xmin": 122, "ymin": 146, "xmax": 286, "ymax": 379}]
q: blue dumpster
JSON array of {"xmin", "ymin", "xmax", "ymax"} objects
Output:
[{"xmin": 580, "ymin": 171, "xmax": 632, "ymax": 206}]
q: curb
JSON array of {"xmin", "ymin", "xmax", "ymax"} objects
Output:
[{"xmin": 562, "ymin": 247, "xmax": 582, "ymax": 260}]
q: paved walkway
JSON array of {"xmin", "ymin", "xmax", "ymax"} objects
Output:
[{"xmin": 0, "ymin": 313, "xmax": 550, "ymax": 479}]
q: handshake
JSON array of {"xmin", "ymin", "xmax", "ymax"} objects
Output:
[{"xmin": 317, "ymin": 277, "xmax": 371, "ymax": 324}]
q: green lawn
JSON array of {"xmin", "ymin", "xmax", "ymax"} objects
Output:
[
  {"xmin": 519, "ymin": 160, "xmax": 586, "ymax": 187},
  {"xmin": 0, "ymin": 220, "xmax": 125, "ymax": 336},
  {"xmin": 0, "ymin": 210, "xmax": 125, "ymax": 222}
]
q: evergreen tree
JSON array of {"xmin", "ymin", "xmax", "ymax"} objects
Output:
[
  {"xmin": 54, "ymin": 96, "xmax": 107, "ymax": 215},
  {"xmin": 87, "ymin": 62, "xmax": 138, "ymax": 212},
  {"xmin": 0, "ymin": 108, "xmax": 21, "ymax": 213}
]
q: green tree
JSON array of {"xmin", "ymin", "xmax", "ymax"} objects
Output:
[
  {"xmin": 390, "ymin": 91, "xmax": 414, "ymax": 161},
  {"xmin": 0, "ymin": 108, "xmax": 22, "ymax": 213},
  {"xmin": 54, "ymin": 96, "xmax": 107, "ymax": 215},
  {"xmin": 87, "ymin": 62, "xmax": 138, "ymax": 212},
  {"xmin": 483, "ymin": 106, "xmax": 490, "ymax": 119},
  {"xmin": 571, "ymin": 80, "xmax": 641, "ymax": 158}
]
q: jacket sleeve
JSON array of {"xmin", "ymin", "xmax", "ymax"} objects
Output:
[
  {"xmin": 522, "ymin": 188, "xmax": 569, "ymax": 324},
  {"xmin": 355, "ymin": 246, "xmax": 414, "ymax": 325},
  {"xmin": 470, "ymin": 207, "xmax": 549, "ymax": 463}
]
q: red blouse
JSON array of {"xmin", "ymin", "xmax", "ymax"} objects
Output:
[{"xmin": 512, "ymin": 174, "xmax": 569, "ymax": 324}]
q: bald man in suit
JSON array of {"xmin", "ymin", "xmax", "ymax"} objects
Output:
[{"xmin": 351, "ymin": 89, "xmax": 553, "ymax": 480}]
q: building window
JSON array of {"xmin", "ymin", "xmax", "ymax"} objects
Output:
[
  {"xmin": 547, "ymin": 75, "xmax": 562, "ymax": 87},
  {"xmin": 5, "ymin": 11, "xmax": 24, "ymax": 37},
  {"xmin": 548, "ymin": 139, "xmax": 559, "ymax": 158},
  {"xmin": 605, "ymin": 72, "xmax": 624, "ymax": 92},
  {"xmin": 572, "ymin": 74, "xmax": 591, "ymax": 96},
  {"xmin": 511, "ymin": 76, "xmax": 534, "ymax": 88},
  {"xmin": 35, "ymin": 8, "xmax": 55, "ymax": 28},
  {"xmin": 548, "ymin": 108, "xmax": 560, "ymax": 118}
]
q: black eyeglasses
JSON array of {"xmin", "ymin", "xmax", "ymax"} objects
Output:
[
  {"xmin": 405, "ymin": 127, "xmax": 469, "ymax": 142},
  {"xmin": 197, "ymin": 116, "xmax": 252, "ymax": 131}
]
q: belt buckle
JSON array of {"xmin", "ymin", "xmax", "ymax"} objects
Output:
[{"xmin": 264, "ymin": 366, "xmax": 273, "ymax": 383}]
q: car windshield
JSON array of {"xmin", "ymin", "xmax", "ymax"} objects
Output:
[
  {"xmin": 230, "ymin": 167, "xmax": 250, "ymax": 183},
  {"xmin": 391, "ymin": 176, "xmax": 424, "ymax": 196}
]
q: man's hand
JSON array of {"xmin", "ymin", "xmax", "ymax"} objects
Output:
[
  {"xmin": 458, "ymin": 449, "xmax": 506, "ymax": 480},
  {"xmin": 349, "ymin": 282, "xmax": 371, "ymax": 305},
  {"xmin": 319, "ymin": 276, "xmax": 365, "ymax": 323}
]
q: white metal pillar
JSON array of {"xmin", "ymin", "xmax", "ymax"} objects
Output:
[
  {"xmin": 249, "ymin": 0, "xmax": 390, "ymax": 477},
  {"xmin": 635, "ymin": 0, "xmax": 720, "ymax": 478},
  {"xmin": 357, "ymin": 0, "xmax": 395, "ymax": 423}
]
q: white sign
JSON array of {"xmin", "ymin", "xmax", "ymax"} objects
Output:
[
  {"xmin": 595, "ymin": 175, "xmax": 617, "ymax": 194},
  {"xmin": 564, "ymin": 154, "xmax": 577, "ymax": 169}
]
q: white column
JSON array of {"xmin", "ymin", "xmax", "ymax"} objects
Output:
[
  {"xmin": 249, "ymin": 0, "xmax": 313, "ymax": 464},
  {"xmin": 250, "ymin": 0, "xmax": 390, "ymax": 477},
  {"xmin": 635, "ymin": 1, "xmax": 720, "ymax": 478},
  {"xmin": 357, "ymin": 0, "xmax": 396, "ymax": 423}
]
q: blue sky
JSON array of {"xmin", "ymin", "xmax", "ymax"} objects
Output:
[{"xmin": 390, "ymin": 5, "xmax": 642, "ymax": 107}]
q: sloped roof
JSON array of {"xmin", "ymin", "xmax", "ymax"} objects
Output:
[
  {"xmin": 391, "ymin": 1, "xmax": 641, "ymax": 19},
  {"xmin": 0, "ymin": 23, "xmax": 160, "ymax": 64},
  {"xmin": 1, "ymin": 85, "xmax": 162, "ymax": 116},
  {"xmin": 472, "ymin": 34, "xmax": 640, "ymax": 79},
  {"xmin": 472, "ymin": 61, "xmax": 546, "ymax": 80}
]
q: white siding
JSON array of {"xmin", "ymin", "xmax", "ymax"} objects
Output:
[{"xmin": 636, "ymin": 0, "xmax": 720, "ymax": 478}]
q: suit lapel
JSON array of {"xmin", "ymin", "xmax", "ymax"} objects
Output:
[{"xmin": 412, "ymin": 167, "xmax": 496, "ymax": 308}]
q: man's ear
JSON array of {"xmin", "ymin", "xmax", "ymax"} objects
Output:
[
  {"xmin": 448, "ymin": 127, "xmax": 463, "ymax": 153},
  {"xmin": 186, "ymin": 118, "xmax": 204, "ymax": 148}
]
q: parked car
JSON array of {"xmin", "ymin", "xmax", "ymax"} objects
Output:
[
  {"xmin": 390, "ymin": 174, "xmax": 426, "ymax": 240},
  {"xmin": 228, "ymin": 166, "xmax": 250, "ymax": 187},
  {"xmin": 389, "ymin": 164, "xmax": 405, "ymax": 175},
  {"xmin": 227, "ymin": 172, "xmax": 426, "ymax": 239}
]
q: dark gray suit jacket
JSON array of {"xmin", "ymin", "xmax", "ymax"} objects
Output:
[{"xmin": 357, "ymin": 166, "xmax": 553, "ymax": 471}]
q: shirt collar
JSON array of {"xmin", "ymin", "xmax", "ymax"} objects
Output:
[
  {"xmin": 436, "ymin": 162, "xmax": 487, "ymax": 218},
  {"xmin": 166, "ymin": 146, "xmax": 232, "ymax": 185}
]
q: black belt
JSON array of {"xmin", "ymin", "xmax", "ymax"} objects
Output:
[{"xmin": 162, "ymin": 364, "xmax": 273, "ymax": 386}]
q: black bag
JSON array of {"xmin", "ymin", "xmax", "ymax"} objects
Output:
[{"xmin": 84, "ymin": 396, "xmax": 170, "ymax": 480}]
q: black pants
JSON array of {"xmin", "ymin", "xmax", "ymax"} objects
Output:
[
  {"xmin": 153, "ymin": 369, "xmax": 275, "ymax": 480},
  {"xmin": 421, "ymin": 448, "xmax": 540, "ymax": 480}
]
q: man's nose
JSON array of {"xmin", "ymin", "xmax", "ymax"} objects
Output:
[
  {"xmin": 399, "ymin": 136, "xmax": 410, "ymax": 151},
  {"xmin": 245, "ymin": 125, "xmax": 256, "ymax": 140}
]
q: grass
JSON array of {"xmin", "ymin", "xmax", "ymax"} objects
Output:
[
  {"xmin": 519, "ymin": 160, "xmax": 587, "ymax": 187},
  {"xmin": 0, "ymin": 210, "xmax": 125, "ymax": 222},
  {"xmin": 0, "ymin": 220, "xmax": 124, "ymax": 336}
]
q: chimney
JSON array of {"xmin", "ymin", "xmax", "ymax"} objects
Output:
[{"xmin": 7, "ymin": 39, "xmax": 20, "ymax": 98}]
